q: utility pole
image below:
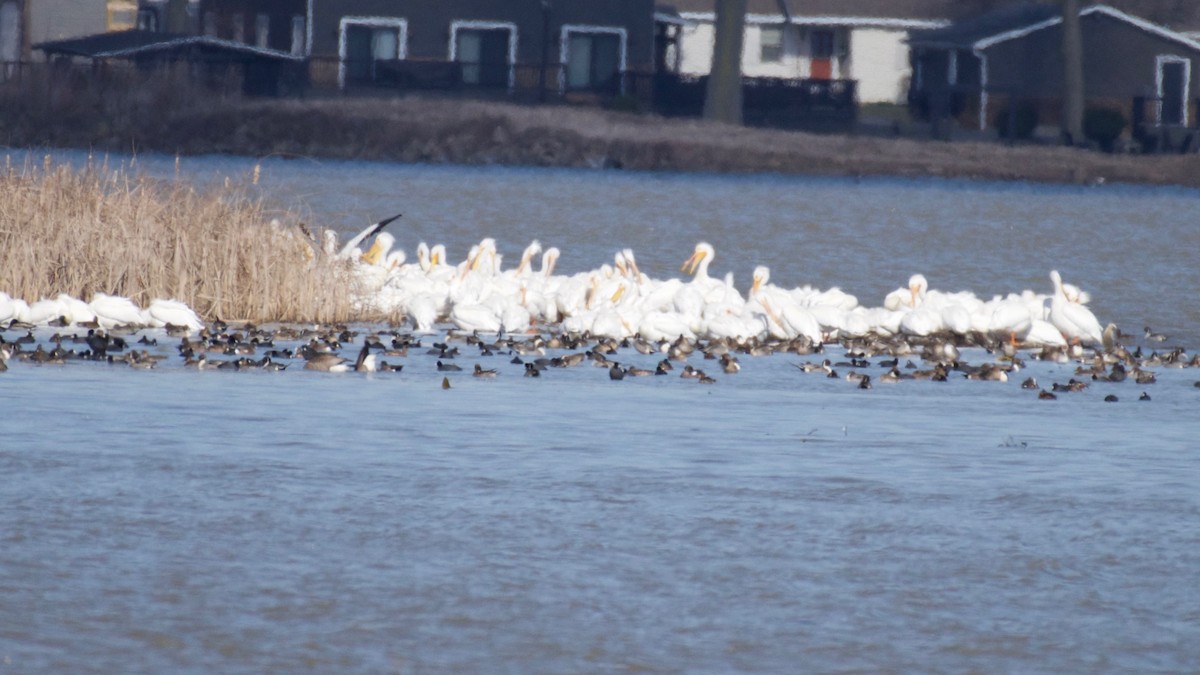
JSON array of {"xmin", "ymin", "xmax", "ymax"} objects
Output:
[
  {"xmin": 704, "ymin": 0, "xmax": 746, "ymax": 125},
  {"xmin": 1061, "ymin": 0, "xmax": 1085, "ymax": 145}
]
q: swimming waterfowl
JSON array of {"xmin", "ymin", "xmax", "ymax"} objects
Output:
[
  {"xmin": 304, "ymin": 353, "xmax": 350, "ymax": 372},
  {"xmin": 473, "ymin": 363, "xmax": 498, "ymax": 377}
]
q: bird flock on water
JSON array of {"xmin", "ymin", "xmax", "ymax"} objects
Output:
[{"xmin": 2, "ymin": 215, "xmax": 1196, "ymax": 400}]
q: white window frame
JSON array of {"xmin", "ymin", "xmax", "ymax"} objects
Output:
[
  {"xmin": 448, "ymin": 20, "xmax": 518, "ymax": 90},
  {"xmin": 1155, "ymin": 54, "xmax": 1191, "ymax": 126},
  {"xmin": 338, "ymin": 16, "xmax": 409, "ymax": 90},
  {"xmin": 231, "ymin": 13, "xmax": 244, "ymax": 43},
  {"xmin": 559, "ymin": 25, "xmax": 627, "ymax": 94},
  {"xmin": 291, "ymin": 15, "xmax": 305, "ymax": 56},
  {"xmin": 255, "ymin": 13, "xmax": 270, "ymax": 49}
]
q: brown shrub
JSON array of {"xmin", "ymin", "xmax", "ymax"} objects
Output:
[{"xmin": 0, "ymin": 156, "xmax": 360, "ymax": 323}]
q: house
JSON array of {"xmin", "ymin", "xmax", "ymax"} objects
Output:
[
  {"xmin": 908, "ymin": 3, "xmax": 1200, "ymax": 137},
  {"xmin": 0, "ymin": 0, "xmax": 110, "ymax": 62},
  {"xmin": 190, "ymin": 1, "xmax": 665, "ymax": 97},
  {"xmin": 301, "ymin": 0, "xmax": 661, "ymax": 96},
  {"xmin": 668, "ymin": 0, "xmax": 962, "ymax": 104},
  {"xmin": 34, "ymin": 29, "xmax": 308, "ymax": 96}
]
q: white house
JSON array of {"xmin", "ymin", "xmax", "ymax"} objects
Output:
[{"xmin": 670, "ymin": 0, "xmax": 954, "ymax": 104}]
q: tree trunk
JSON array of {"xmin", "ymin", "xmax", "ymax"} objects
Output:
[
  {"xmin": 1061, "ymin": 0, "xmax": 1085, "ymax": 145},
  {"xmin": 704, "ymin": 0, "xmax": 747, "ymax": 125}
]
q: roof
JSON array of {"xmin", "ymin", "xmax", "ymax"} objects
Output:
[
  {"xmin": 670, "ymin": 0, "xmax": 967, "ymax": 23},
  {"xmin": 909, "ymin": 2, "xmax": 1061, "ymax": 47},
  {"xmin": 34, "ymin": 29, "xmax": 304, "ymax": 61},
  {"xmin": 909, "ymin": 2, "xmax": 1200, "ymax": 52},
  {"xmin": 666, "ymin": 0, "xmax": 1200, "ymax": 30}
]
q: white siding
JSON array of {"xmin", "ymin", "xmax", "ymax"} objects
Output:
[
  {"xmin": 848, "ymin": 28, "xmax": 911, "ymax": 104},
  {"xmin": 743, "ymin": 24, "xmax": 802, "ymax": 78},
  {"xmin": 678, "ymin": 22, "xmax": 714, "ymax": 75},
  {"xmin": 679, "ymin": 17, "xmax": 917, "ymax": 103}
]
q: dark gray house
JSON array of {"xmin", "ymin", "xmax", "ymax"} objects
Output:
[
  {"xmin": 188, "ymin": 0, "xmax": 663, "ymax": 97},
  {"xmin": 303, "ymin": 0, "xmax": 660, "ymax": 96},
  {"xmin": 909, "ymin": 3, "xmax": 1200, "ymax": 135}
]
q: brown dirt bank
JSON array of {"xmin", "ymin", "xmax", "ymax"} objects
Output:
[{"xmin": 6, "ymin": 92, "xmax": 1200, "ymax": 187}]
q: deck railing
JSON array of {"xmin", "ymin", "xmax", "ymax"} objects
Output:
[{"xmin": 2, "ymin": 57, "xmax": 860, "ymax": 130}]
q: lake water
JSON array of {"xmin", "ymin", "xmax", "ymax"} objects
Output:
[{"xmin": 2, "ymin": 152, "xmax": 1199, "ymax": 673}]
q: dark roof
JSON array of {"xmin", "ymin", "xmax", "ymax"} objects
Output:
[
  {"xmin": 909, "ymin": 2, "xmax": 1200, "ymax": 51},
  {"xmin": 35, "ymin": 29, "xmax": 303, "ymax": 61},
  {"xmin": 909, "ymin": 2, "xmax": 1062, "ymax": 47}
]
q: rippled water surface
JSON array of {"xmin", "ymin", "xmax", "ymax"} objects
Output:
[{"xmin": 2, "ymin": 152, "xmax": 1199, "ymax": 673}]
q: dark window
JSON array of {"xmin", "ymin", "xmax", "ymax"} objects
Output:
[
  {"xmin": 456, "ymin": 28, "xmax": 511, "ymax": 87},
  {"xmin": 137, "ymin": 8, "xmax": 159, "ymax": 32},
  {"xmin": 1161, "ymin": 60, "xmax": 1186, "ymax": 125},
  {"xmin": 566, "ymin": 32, "xmax": 621, "ymax": 92}
]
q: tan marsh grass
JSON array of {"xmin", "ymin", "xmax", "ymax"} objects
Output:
[{"xmin": 0, "ymin": 157, "xmax": 361, "ymax": 323}]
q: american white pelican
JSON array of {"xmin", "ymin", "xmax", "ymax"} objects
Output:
[
  {"xmin": 90, "ymin": 293, "xmax": 147, "ymax": 329},
  {"xmin": 680, "ymin": 242, "xmax": 729, "ymax": 302},
  {"xmin": 57, "ymin": 294, "xmax": 97, "ymax": 326},
  {"xmin": 0, "ymin": 293, "xmax": 21, "ymax": 325},
  {"xmin": 337, "ymin": 212, "xmax": 402, "ymax": 259},
  {"xmin": 24, "ymin": 297, "xmax": 65, "ymax": 326},
  {"xmin": 146, "ymin": 299, "xmax": 204, "ymax": 333},
  {"xmin": 1049, "ymin": 270, "xmax": 1104, "ymax": 347},
  {"xmin": 360, "ymin": 232, "xmax": 396, "ymax": 266}
]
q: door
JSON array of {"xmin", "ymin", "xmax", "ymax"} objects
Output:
[
  {"xmin": 566, "ymin": 31, "xmax": 621, "ymax": 93},
  {"xmin": 343, "ymin": 22, "xmax": 402, "ymax": 85},
  {"xmin": 1158, "ymin": 59, "xmax": 1188, "ymax": 126},
  {"xmin": 344, "ymin": 24, "xmax": 374, "ymax": 83},
  {"xmin": 456, "ymin": 28, "xmax": 510, "ymax": 88},
  {"xmin": 810, "ymin": 29, "xmax": 834, "ymax": 80}
]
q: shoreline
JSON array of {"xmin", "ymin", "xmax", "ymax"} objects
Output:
[{"xmin": 6, "ymin": 94, "xmax": 1200, "ymax": 188}]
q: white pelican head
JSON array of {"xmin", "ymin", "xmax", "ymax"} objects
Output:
[
  {"xmin": 682, "ymin": 242, "xmax": 715, "ymax": 276},
  {"xmin": 361, "ymin": 232, "xmax": 396, "ymax": 266},
  {"xmin": 751, "ymin": 265, "xmax": 770, "ymax": 295},
  {"xmin": 908, "ymin": 274, "xmax": 928, "ymax": 307}
]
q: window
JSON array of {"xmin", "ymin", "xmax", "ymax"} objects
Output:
[
  {"xmin": 255, "ymin": 14, "xmax": 270, "ymax": 49},
  {"xmin": 137, "ymin": 8, "xmax": 159, "ymax": 32},
  {"xmin": 108, "ymin": 1, "xmax": 138, "ymax": 31},
  {"xmin": 760, "ymin": 25, "xmax": 783, "ymax": 63},
  {"xmin": 340, "ymin": 18, "xmax": 407, "ymax": 87},
  {"xmin": 291, "ymin": 15, "xmax": 306, "ymax": 56},
  {"xmin": 453, "ymin": 23, "xmax": 515, "ymax": 88},
  {"xmin": 231, "ymin": 13, "xmax": 245, "ymax": 43},
  {"xmin": 201, "ymin": 11, "xmax": 216, "ymax": 36},
  {"xmin": 563, "ymin": 28, "xmax": 624, "ymax": 93},
  {"xmin": 0, "ymin": 0, "xmax": 18, "ymax": 62}
]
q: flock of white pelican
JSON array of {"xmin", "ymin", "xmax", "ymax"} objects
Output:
[
  {"xmin": 0, "ymin": 292, "xmax": 203, "ymax": 333},
  {"xmin": 340, "ymin": 226, "xmax": 1110, "ymax": 351},
  {"xmin": 4, "ymin": 219, "xmax": 1197, "ymax": 402}
]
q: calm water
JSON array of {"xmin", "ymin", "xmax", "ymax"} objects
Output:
[{"xmin": 2, "ymin": 152, "xmax": 1199, "ymax": 672}]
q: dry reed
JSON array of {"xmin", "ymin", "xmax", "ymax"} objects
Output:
[{"xmin": 0, "ymin": 156, "xmax": 362, "ymax": 323}]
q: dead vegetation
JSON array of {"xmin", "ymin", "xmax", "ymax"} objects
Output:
[
  {"xmin": 0, "ymin": 156, "xmax": 359, "ymax": 323},
  {"xmin": 2, "ymin": 68, "xmax": 1198, "ymax": 188}
]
